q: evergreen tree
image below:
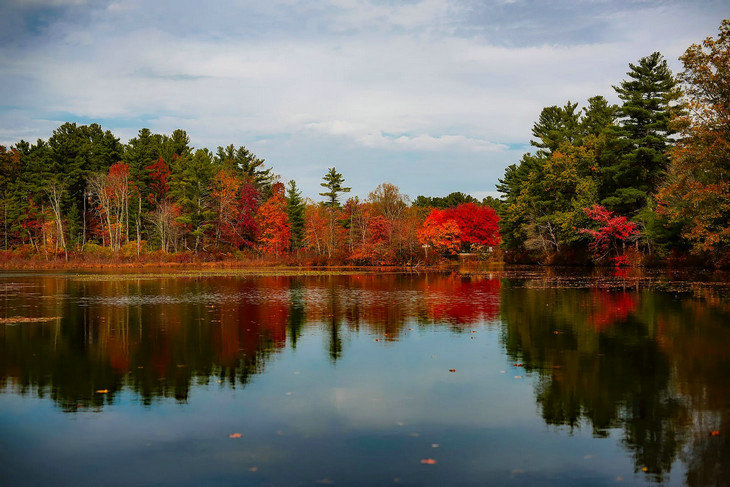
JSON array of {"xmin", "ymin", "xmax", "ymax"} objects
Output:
[
  {"xmin": 603, "ymin": 52, "xmax": 683, "ymax": 215},
  {"xmin": 412, "ymin": 192, "xmax": 478, "ymax": 209},
  {"xmin": 319, "ymin": 167, "xmax": 350, "ymax": 207},
  {"xmin": 215, "ymin": 144, "xmax": 273, "ymax": 192},
  {"xmin": 581, "ymin": 96, "xmax": 618, "ymax": 137},
  {"xmin": 285, "ymin": 180, "xmax": 305, "ymax": 250},
  {"xmin": 531, "ymin": 102, "xmax": 581, "ymax": 155},
  {"xmin": 168, "ymin": 149, "xmax": 216, "ymax": 251},
  {"xmin": 46, "ymin": 123, "xmax": 123, "ymax": 245}
]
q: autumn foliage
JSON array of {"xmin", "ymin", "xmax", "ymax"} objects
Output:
[
  {"xmin": 580, "ymin": 205, "xmax": 639, "ymax": 264},
  {"xmin": 418, "ymin": 203, "xmax": 500, "ymax": 256},
  {"xmin": 257, "ymin": 183, "xmax": 290, "ymax": 255}
]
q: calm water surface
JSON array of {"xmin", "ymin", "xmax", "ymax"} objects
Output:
[{"xmin": 0, "ymin": 270, "xmax": 729, "ymax": 486}]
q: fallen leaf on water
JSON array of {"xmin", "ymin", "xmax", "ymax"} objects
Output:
[
  {"xmin": 711, "ymin": 430, "xmax": 720, "ymax": 436},
  {"xmin": 642, "ymin": 467, "xmax": 648, "ymax": 472},
  {"xmin": 95, "ymin": 389, "xmax": 109, "ymax": 394},
  {"xmin": 420, "ymin": 458, "xmax": 437, "ymax": 465},
  {"xmin": 229, "ymin": 433, "xmax": 242, "ymax": 438},
  {"xmin": 449, "ymin": 369, "xmax": 456, "ymax": 372},
  {"xmin": 249, "ymin": 467, "xmax": 258, "ymax": 472},
  {"xmin": 514, "ymin": 363, "xmax": 523, "ymax": 367}
]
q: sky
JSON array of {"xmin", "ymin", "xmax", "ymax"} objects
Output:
[{"xmin": 0, "ymin": 0, "xmax": 726, "ymax": 201}]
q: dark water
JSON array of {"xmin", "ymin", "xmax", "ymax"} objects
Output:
[{"xmin": 1, "ymin": 270, "xmax": 729, "ymax": 486}]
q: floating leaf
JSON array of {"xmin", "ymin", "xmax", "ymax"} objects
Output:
[
  {"xmin": 229, "ymin": 433, "xmax": 242, "ymax": 438},
  {"xmin": 420, "ymin": 458, "xmax": 437, "ymax": 465},
  {"xmin": 449, "ymin": 369, "xmax": 456, "ymax": 372},
  {"xmin": 95, "ymin": 389, "xmax": 109, "ymax": 394}
]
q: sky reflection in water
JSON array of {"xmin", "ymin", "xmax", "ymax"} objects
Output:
[{"xmin": 0, "ymin": 272, "xmax": 728, "ymax": 486}]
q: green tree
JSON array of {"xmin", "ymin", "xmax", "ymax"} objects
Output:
[
  {"xmin": 168, "ymin": 149, "xmax": 216, "ymax": 251},
  {"xmin": 215, "ymin": 144, "xmax": 273, "ymax": 193},
  {"xmin": 319, "ymin": 167, "xmax": 350, "ymax": 208},
  {"xmin": 285, "ymin": 180, "xmax": 305, "ymax": 250},
  {"xmin": 45, "ymin": 123, "xmax": 123, "ymax": 246},
  {"xmin": 603, "ymin": 52, "xmax": 683, "ymax": 215},
  {"xmin": 531, "ymin": 102, "xmax": 582, "ymax": 155}
]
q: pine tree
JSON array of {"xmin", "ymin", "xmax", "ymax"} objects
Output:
[
  {"xmin": 319, "ymin": 167, "xmax": 350, "ymax": 257},
  {"xmin": 215, "ymin": 144, "xmax": 273, "ymax": 193},
  {"xmin": 530, "ymin": 102, "xmax": 581, "ymax": 155},
  {"xmin": 319, "ymin": 167, "xmax": 350, "ymax": 208},
  {"xmin": 603, "ymin": 52, "xmax": 683, "ymax": 215},
  {"xmin": 168, "ymin": 149, "xmax": 216, "ymax": 251},
  {"xmin": 285, "ymin": 180, "xmax": 305, "ymax": 250}
]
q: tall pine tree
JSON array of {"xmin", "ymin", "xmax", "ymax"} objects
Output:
[
  {"xmin": 285, "ymin": 180, "xmax": 305, "ymax": 250},
  {"xmin": 602, "ymin": 52, "xmax": 683, "ymax": 215}
]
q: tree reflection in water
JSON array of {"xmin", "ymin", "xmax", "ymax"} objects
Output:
[
  {"xmin": 0, "ymin": 271, "xmax": 728, "ymax": 485},
  {"xmin": 500, "ymin": 279, "xmax": 730, "ymax": 485}
]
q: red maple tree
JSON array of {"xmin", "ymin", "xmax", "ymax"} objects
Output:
[
  {"xmin": 580, "ymin": 204, "xmax": 639, "ymax": 265},
  {"xmin": 145, "ymin": 157, "xmax": 170, "ymax": 203}
]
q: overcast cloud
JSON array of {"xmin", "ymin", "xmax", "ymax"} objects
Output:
[{"xmin": 0, "ymin": 0, "xmax": 726, "ymax": 199}]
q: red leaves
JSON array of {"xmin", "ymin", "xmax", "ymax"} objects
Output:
[
  {"xmin": 420, "ymin": 458, "xmax": 437, "ymax": 465},
  {"xmin": 418, "ymin": 203, "xmax": 500, "ymax": 256},
  {"xmin": 146, "ymin": 157, "xmax": 170, "ymax": 203},
  {"xmin": 212, "ymin": 169, "xmax": 260, "ymax": 249},
  {"xmin": 446, "ymin": 202, "xmax": 501, "ymax": 248},
  {"xmin": 229, "ymin": 433, "xmax": 243, "ymax": 438},
  {"xmin": 580, "ymin": 205, "xmax": 639, "ymax": 262},
  {"xmin": 417, "ymin": 209, "xmax": 462, "ymax": 255}
]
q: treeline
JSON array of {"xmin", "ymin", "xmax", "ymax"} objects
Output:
[
  {"xmin": 2, "ymin": 20, "xmax": 727, "ymax": 268},
  {"xmin": 0, "ymin": 126, "xmax": 500, "ymax": 265},
  {"xmin": 498, "ymin": 20, "xmax": 730, "ymax": 267}
]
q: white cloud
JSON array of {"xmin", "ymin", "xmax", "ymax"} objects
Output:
[{"xmin": 0, "ymin": 0, "xmax": 726, "ymax": 197}]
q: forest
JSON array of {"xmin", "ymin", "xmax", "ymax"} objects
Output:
[{"xmin": 0, "ymin": 20, "xmax": 728, "ymax": 268}]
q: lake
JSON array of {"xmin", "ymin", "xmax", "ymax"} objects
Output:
[{"xmin": 0, "ymin": 269, "xmax": 728, "ymax": 486}]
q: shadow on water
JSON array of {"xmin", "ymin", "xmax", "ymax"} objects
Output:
[{"xmin": 0, "ymin": 269, "xmax": 728, "ymax": 485}]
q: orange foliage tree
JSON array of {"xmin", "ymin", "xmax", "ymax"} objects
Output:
[
  {"xmin": 211, "ymin": 168, "xmax": 259, "ymax": 249},
  {"xmin": 417, "ymin": 209, "xmax": 462, "ymax": 256},
  {"xmin": 257, "ymin": 182, "xmax": 290, "ymax": 255},
  {"xmin": 656, "ymin": 20, "xmax": 730, "ymax": 262}
]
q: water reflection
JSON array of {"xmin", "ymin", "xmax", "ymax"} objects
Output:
[
  {"xmin": 0, "ymin": 271, "xmax": 728, "ymax": 486},
  {"xmin": 0, "ymin": 274, "xmax": 501, "ymax": 408},
  {"xmin": 500, "ymin": 280, "xmax": 730, "ymax": 485}
]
